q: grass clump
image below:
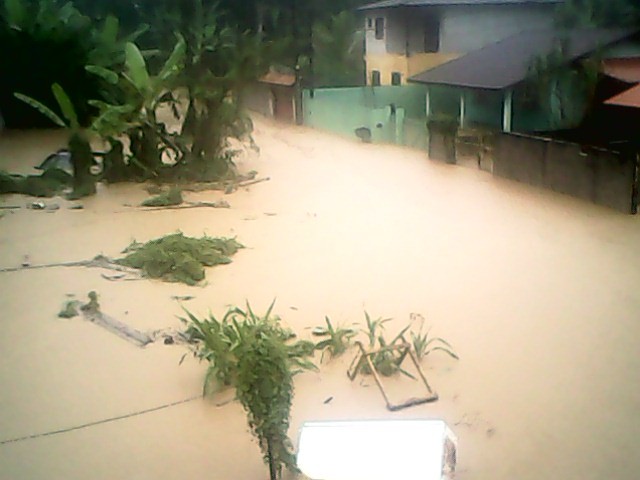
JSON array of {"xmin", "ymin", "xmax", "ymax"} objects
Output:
[
  {"xmin": 313, "ymin": 316, "xmax": 357, "ymax": 361},
  {"xmin": 409, "ymin": 315, "xmax": 459, "ymax": 361},
  {"xmin": 117, "ymin": 232, "xmax": 243, "ymax": 285},
  {"xmin": 326, "ymin": 311, "xmax": 459, "ymax": 379},
  {"xmin": 140, "ymin": 187, "xmax": 183, "ymax": 207},
  {"xmin": 0, "ymin": 169, "xmax": 73, "ymax": 197}
]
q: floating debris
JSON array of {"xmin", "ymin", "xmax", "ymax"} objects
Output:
[
  {"xmin": 117, "ymin": 233, "xmax": 243, "ymax": 285},
  {"xmin": 141, "ymin": 187, "xmax": 183, "ymax": 207},
  {"xmin": 58, "ymin": 300, "xmax": 80, "ymax": 318}
]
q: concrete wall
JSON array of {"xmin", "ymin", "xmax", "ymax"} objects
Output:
[
  {"xmin": 439, "ymin": 4, "xmax": 554, "ymax": 53},
  {"xmin": 494, "ymin": 133, "xmax": 636, "ymax": 213},
  {"xmin": 302, "ymin": 86, "xmax": 428, "ymax": 148},
  {"xmin": 244, "ymin": 83, "xmax": 297, "ymax": 123},
  {"xmin": 243, "ymin": 83, "xmax": 274, "ymax": 118}
]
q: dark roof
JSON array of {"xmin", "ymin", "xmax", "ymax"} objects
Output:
[
  {"xmin": 408, "ymin": 28, "xmax": 638, "ymax": 90},
  {"xmin": 358, "ymin": 0, "xmax": 561, "ymax": 10}
]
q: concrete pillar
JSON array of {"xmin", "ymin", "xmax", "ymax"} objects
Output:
[
  {"xmin": 426, "ymin": 87, "xmax": 431, "ymax": 117},
  {"xmin": 459, "ymin": 91, "xmax": 466, "ymax": 129},
  {"xmin": 503, "ymin": 89, "xmax": 513, "ymax": 132}
]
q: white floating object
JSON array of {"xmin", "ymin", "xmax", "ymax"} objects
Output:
[{"xmin": 297, "ymin": 419, "xmax": 457, "ymax": 480}]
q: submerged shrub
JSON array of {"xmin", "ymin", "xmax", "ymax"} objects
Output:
[
  {"xmin": 117, "ymin": 232, "xmax": 243, "ymax": 285},
  {"xmin": 0, "ymin": 168, "xmax": 73, "ymax": 197}
]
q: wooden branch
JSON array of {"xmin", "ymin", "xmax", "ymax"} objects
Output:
[
  {"xmin": 137, "ymin": 201, "xmax": 230, "ymax": 212},
  {"xmin": 81, "ymin": 308, "xmax": 153, "ymax": 347},
  {"xmin": 237, "ymin": 177, "xmax": 270, "ymax": 188},
  {"xmin": 0, "ymin": 255, "xmax": 142, "ymax": 277}
]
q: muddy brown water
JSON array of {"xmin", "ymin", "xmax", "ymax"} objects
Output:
[{"xmin": 1, "ymin": 118, "xmax": 639, "ymax": 479}]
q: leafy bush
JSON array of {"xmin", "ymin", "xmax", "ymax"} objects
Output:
[{"xmin": 117, "ymin": 233, "xmax": 243, "ymax": 285}]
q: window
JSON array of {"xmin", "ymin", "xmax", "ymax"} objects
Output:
[
  {"xmin": 367, "ymin": 17, "xmax": 373, "ymax": 28},
  {"xmin": 375, "ymin": 17, "xmax": 384, "ymax": 40},
  {"xmin": 371, "ymin": 70, "xmax": 381, "ymax": 86},
  {"xmin": 424, "ymin": 18, "xmax": 440, "ymax": 53},
  {"xmin": 391, "ymin": 72, "xmax": 402, "ymax": 85}
]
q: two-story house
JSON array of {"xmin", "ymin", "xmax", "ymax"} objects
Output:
[{"xmin": 359, "ymin": 0, "xmax": 563, "ymax": 86}]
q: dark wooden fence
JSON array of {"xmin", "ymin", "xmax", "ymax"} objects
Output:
[{"xmin": 494, "ymin": 132, "xmax": 637, "ymax": 213}]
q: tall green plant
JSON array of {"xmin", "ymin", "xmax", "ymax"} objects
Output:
[
  {"xmin": 172, "ymin": 1, "xmax": 274, "ymax": 179},
  {"xmin": 182, "ymin": 301, "xmax": 315, "ymax": 479}
]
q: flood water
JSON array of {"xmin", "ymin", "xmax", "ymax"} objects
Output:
[{"xmin": 1, "ymin": 117, "xmax": 639, "ymax": 479}]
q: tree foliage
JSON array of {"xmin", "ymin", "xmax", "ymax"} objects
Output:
[
  {"xmin": 556, "ymin": 0, "xmax": 640, "ymax": 28},
  {"xmin": 527, "ymin": 39, "xmax": 601, "ymax": 129},
  {"xmin": 3, "ymin": 0, "xmax": 368, "ymax": 192},
  {"xmin": 312, "ymin": 11, "xmax": 364, "ymax": 87}
]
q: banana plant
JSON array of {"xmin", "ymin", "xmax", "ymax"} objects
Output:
[
  {"xmin": 14, "ymin": 83, "xmax": 96, "ymax": 197},
  {"xmin": 86, "ymin": 35, "xmax": 186, "ymax": 175},
  {"xmin": 88, "ymin": 15, "xmax": 150, "ymax": 69}
]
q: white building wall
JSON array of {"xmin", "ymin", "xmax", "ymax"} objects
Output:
[
  {"xmin": 364, "ymin": 12, "xmax": 388, "ymax": 55},
  {"xmin": 364, "ymin": 9, "xmax": 409, "ymax": 55},
  {"xmin": 365, "ymin": 4, "xmax": 555, "ymax": 58}
]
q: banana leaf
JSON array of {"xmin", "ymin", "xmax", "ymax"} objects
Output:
[
  {"xmin": 13, "ymin": 92, "xmax": 66, "ymax": 128},
  {"xmin": 52, "ymin": 83, "xmax": 79, "ymax": 130},
  {"xmin": 124, "ymin": 42, "xmax": 151, "ymax": 95}
]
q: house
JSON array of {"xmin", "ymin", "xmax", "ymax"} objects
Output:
[
  {"xmin": 404, "ymin": 27, "xmax": 640, "ymax": 213},
  {"xmin": 358, "ymin": 0, "xmax": 562, "ymax": 86},
  {"xmin": 408, "ymin": 28, "xmax": 640, "ymax": 133}
]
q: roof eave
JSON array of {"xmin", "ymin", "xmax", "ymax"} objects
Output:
[
  {"xmin": 357, "ymin": 0, "xmax": 563, "ymax": 11},
  {"xmin": 407, "ymin": 78, "xmax": 513, "ymax": 90}
]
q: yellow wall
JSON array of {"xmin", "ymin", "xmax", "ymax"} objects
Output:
[
  {"xmin": 365, "ymin": 54, "xmax": 408, "ymax": 86},
  {"xmin": 407, "ymin": 53, "xmax": 460, "ymax": 78},
  {"xmin": 365, "ymin": 53, "xmax": 460, "ymax": 85}
]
